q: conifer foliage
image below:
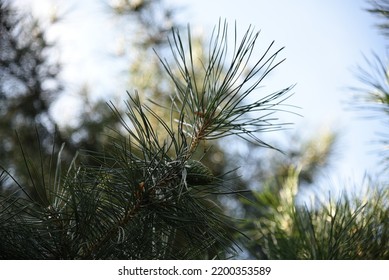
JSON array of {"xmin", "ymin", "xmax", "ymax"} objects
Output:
[{"xmin": 0, "ymin": 20, "xmax": 291, "ymax": 259}]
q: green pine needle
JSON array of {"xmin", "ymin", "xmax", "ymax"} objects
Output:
[{"xmin": 157, "ymin": 20, "xmax": 294, "ymax": 154}]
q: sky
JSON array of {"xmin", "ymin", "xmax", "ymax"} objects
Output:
[
  {"xmin": 17, "ymin": 0, "xmax": 388, "ymax": 192},
  {"xmin": 168, "ymin": 0, "xmax": 387, "ymax": 180}
]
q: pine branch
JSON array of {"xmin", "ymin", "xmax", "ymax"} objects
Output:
[
  {"xmin": 157, "ymin": 20, "xmax": 294, "ymax": 155},
  {"xmin": 1, "ymin": 20, "xmax": 293, "ymax": 259}
]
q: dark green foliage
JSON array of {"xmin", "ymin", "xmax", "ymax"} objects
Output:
[
  {"xmin": 0, "ymin": 20, "xmax": 290, "ymax": 259},
  {"xmin": 185, "ymin": 159, "xmax": 214, "ymax": 185},
  {"xmin": 0, "ymin": 130, "xmax": 238, "ymax": 259}
]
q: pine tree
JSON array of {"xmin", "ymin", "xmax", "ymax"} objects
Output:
[{"xmin": 0, "ymin": 21, "xmax": 292, "ymax": 259}]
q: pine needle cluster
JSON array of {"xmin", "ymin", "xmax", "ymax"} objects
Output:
[{"xmin": 0, "ymin": 21, "xmax": 292, "ymax": 259}]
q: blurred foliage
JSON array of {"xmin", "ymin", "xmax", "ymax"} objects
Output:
[
  {"xmin": 238, "ymin": 130, "xmax": 389, "ymax": 259},
  {"xmin": 234, "ymin": 0, "xmax": 389, "ymax": 260},
  {"xmin": 0, "ymin": 0, "xmax": 68, "ymax": 184},
  {"xmin": 348, "ymin": 0, "xmax": 389, "ymax": 168},
  {"xmin": 241, "ymin": 176, "xmax": 389, "ymax": 259},
  {"xmin": 367, "ymin": 0, "xmax": 389, "ymax": 38}
]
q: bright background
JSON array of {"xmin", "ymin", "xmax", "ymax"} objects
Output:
[{"xmin": 16, "ymin": 0, "xmax": 387, "ymax": 191}]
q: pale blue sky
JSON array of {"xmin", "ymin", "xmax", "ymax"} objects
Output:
[
  {"xmin": 19, "ymin": 0, "xmax": 388, "ymax": 191},
  {"xmin": 168, "ymin": 0, "xmax": 387, "ymax": 187}
]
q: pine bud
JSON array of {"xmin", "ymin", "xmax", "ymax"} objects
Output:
[{"xmin": 185, "ymin": 160, "xmax": 214, "ymax": 185}]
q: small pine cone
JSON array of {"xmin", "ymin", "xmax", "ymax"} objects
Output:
[{"xmin": 185, "ymin": 160, "xmax": 214, "ymax": 185}]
